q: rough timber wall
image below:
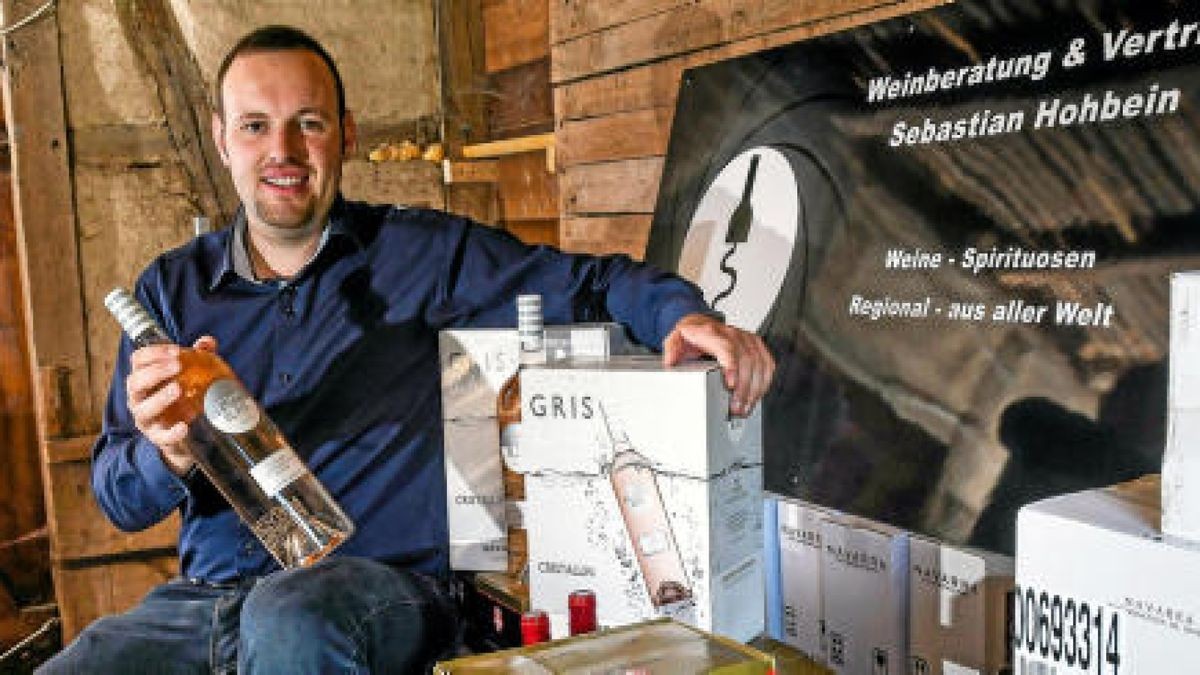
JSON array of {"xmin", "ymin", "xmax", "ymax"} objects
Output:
[
  {"xmin": 551, "ymin": 0, "xmax": 950, "ymax": 258},
  {"xmin": 4, "ymin": 0, "xmax": 444, "ymax": 641}
]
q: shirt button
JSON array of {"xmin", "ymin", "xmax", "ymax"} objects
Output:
[
  {"xmin": 280, "ymin": 372, "xmax": 293, "ymax": 385},
  {"xmin": 243, "ymin": 542, "xmax": 254, "ymax": 553}
]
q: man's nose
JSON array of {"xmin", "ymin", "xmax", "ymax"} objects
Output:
[{"xmin": 266, "ymin": 123, "xmax": 304, "ymax": 162}]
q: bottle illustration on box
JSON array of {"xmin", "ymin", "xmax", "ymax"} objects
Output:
[
  {"xmin": 601, "ymin": 409, "xmax": 693, "ymax": 608},
  {"xmin": 105, "ymin": 288, "xmax": 355, "ymax": 569},
  {"xmin": 497, "ymin": 294, "xmax": 545, "ymax": 577}
]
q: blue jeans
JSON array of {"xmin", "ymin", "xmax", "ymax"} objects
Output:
[{"xmin": 37, "ymin": 557, "xmax": 458, "ymax": 674}]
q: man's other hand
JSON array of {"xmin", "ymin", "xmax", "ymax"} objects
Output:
[{"xmin": 662, "ymin": 313, "xmax": 775, "ymax": 417}]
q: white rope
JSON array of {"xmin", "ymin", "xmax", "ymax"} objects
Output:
[{"xmin": 0, "ymin": 0, "xmax": 56, "ymax": 37}]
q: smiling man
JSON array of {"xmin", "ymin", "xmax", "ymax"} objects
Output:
[{"xmin": 38, "ymin": 25, "xmax": 773, "ymax": 674}]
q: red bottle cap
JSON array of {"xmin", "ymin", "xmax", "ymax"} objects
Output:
[
  {"xmin": 521, "ymin": 609, "xmax": 551, "ymax": 645},
  {"xmin": 568, "ymin": 589, "xmax": 597, "ymax": 635}
]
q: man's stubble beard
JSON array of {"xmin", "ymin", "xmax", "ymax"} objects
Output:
[{"xmin": 251, "ymin": 196, "xmax": 320, "ymax": 234}]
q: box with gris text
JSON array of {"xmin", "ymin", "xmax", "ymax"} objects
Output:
[{"xmin": 511, "ymin": 356, "xmax": 765, "ymax": 641}]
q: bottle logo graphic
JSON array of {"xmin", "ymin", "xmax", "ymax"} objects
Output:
[{"xmin": 204, "ymin": 378, "xmax": 260, "ymax": 434}]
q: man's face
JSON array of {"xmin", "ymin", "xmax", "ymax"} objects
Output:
[{"xmin": 213, "ymin": 49, "xmax": 355, "ymax": 237}]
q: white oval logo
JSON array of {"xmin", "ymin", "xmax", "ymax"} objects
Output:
[{"xmin": 204, "ymin": 379, "xmax": 260, "ymax": 434}]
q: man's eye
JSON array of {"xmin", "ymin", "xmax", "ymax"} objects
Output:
[
  {"xmin": 240, "ymin": 121, "xmax": 266, "ymax": 134},
  {"xmin": 300, "ymin": 119, "xmax": 326, "ymax": 132}
]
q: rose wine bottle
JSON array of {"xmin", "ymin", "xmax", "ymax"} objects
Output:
[
  {"xmin": 104, "ymin": 287, "xmax": 355, "ymax": 569},
  {"xmin": 604, "ymin": 415, "xmax": 693, "ymax": 608}
]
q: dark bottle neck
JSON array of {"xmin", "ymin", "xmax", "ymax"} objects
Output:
[{"xmin": 130, "ymin": 326, "xmax": 173, "ymax": 349}]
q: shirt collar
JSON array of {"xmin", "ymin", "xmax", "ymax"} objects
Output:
[{"xmin": 210, "ymin": 196, "xmax": 362, "ymax": 291}]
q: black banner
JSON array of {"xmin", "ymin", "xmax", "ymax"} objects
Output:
[{"xmin": 646, "ymin": 0, "xmax": 1200, "ymax": 554}]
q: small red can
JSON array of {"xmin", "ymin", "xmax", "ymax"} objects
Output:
[
  {"xmin": 567, "ymin": 589, "xmax": 597, "ymax": 635},
  {"xmin": 521, "ymin": 609, "xmax": 551, "ymax": 645}
]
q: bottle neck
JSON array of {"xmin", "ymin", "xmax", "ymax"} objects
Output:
[
  {"xmin": 105, "ymin": 288, "xmax": 176, "ymax": 349},
  {"xmin": 131, "ymin": 326, "xmax": 173, "ymax": 349}
]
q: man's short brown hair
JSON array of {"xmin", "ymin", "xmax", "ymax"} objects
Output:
[{"xmin": 214, "ymin": 25, "xmax": 346, "ymax": 121}]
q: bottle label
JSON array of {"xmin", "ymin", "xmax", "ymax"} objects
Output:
[
  {"xmin": 250, "ymin": 448, "xmax": 308, "ymax": 498},
  {"xmin": 204, "ymin": 379, "xmax": 260, "ymax": 434}
]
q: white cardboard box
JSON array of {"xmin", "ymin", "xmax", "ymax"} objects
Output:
[
  {"xmin": 1016, "ymin": 475, "xmax": 1200, "ymax": 674},
  {"xmin": 908, "ymin": 537, "xmax": 1013, "ymax": 675},
  {"xmin": 438, "ymin": 325, "xmax": 637, "ymax": 570},
  {"xmin": 516, "ymin": 357, "xmax": 765, "ymax": 642},
  {"xmin": 1164, "ymin": 272, "xmax": 1200, "ymax": 541},
  {"xmin": 778, "ymin": 498, "xmax": 829, "ymax": 663},
  {"xmin": 821, "ymin": 516, "xmax": 909, "ymax": 675}
]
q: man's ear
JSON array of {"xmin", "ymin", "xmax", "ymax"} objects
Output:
[
  {"xmin": 341, "ymin": 110, "xmax": 358, "ymax": 160},
  {"xmin": 212, "ymin": 112, "xmax": 230, "ymax": 166}
]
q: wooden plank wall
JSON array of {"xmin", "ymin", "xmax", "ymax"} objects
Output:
[
  {"xmin": 0, "ymin": 102, "xmax": 53, "ymax": 651},
  {"xmin": 483, "ymin": 0, "xmax": 559, "ymax": 246},
  {"xmin": 2, "ymin": 0, "xmax": 183, "ymax": 643},
  {"xmin": 550, "ymin": 0, "xmax": 950, "ymax": 257}
]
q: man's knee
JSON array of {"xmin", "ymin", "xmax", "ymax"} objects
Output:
[{"xmin": 239, "ymin": 557, "xmax": 446, "ymax": 673}]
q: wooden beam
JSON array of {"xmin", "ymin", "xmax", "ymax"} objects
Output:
[
  {"xmin": 483, "ymin": 0, "xmax": 549, "ymax": 73},
  {"xmin": 443, "ymin": 159, "xmax": 500, "ymax": 184},
  {"xmin": 2, "ymin": 1, "xmax": 102, "ymax": 635},
  {"xmin": 438, "ymin": 0, "xmax": 498, "ymax": 224},
  {"xmin": 1, "ymin": 0, "xmax": 95, "ymax": 438},
  {"xmin": 439, "ymin": 0, "xmax": 491, "ymax": 151},
  {"xmin": 462, "ymin": 132, "xmax": 555, "ymax": 159},
  {"xmin": 497, "ymin": 153, "xmax": 557, "ymax": 221},
  {"xmin": 0, "ymin": 161, "xmax": 49, "ymax": 633},
  {"xmin": 44, "ymin": 435, "xmax": 94, "ymax": 465},
  {"xmin": 114, "ymin": 0, "xmax": 236, "ymax": 226},
  {"xmin": 45, "ymin": 460, "xmax": 178, "ymax": 563},
  {"xmin": 69, "ymin": 124, "xmax": 175, "ymax": 168}
]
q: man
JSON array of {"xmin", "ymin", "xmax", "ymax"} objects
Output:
[{"xmin": 40, "ymin": 25, "xmax": 774, "ymax": 673}]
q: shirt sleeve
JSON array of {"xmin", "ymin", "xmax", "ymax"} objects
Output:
[
  {"xmin": 428, "ymin": 213, "xmax": 711, "ymax": 347},
  {"xmin": 90, "ymin": 277, "xmax": 190, "ymax": 532}
]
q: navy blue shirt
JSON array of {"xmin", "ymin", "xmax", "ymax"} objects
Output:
[{"xmin": 92, "ymin": 198, "xmax": 709, "ymax": 583}]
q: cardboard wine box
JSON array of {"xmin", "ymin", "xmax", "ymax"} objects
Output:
[
  {"xmin": 820, "ymin": 516, "xmax": 909, "ymax": 675},
  {"xmin": 1015, "ymin": 475, "xmax": 1200, "ymax": 674},
  {"xmin": 514, "ymin": 356, "xmax": 765, "ymax": 641},
  {"xmin": 907, "ymin": 537, "xmax": 1013, "ymax": 675},
  {"xmin": 438, "ymin": 324, "xmax": 638, "ymax": 571},
  {"xmin": 778, "ymin": 498, "xmax": 830, "ymax": 664}
]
